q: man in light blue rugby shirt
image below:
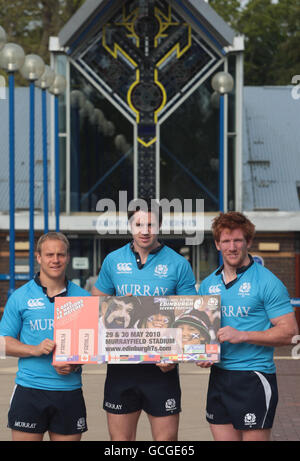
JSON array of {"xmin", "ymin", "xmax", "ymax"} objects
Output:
[
  {"xmin": 198, "ymin": 212, "xmax": 298, "ymax": 442},
  {"xmin": 0, "ymin": 232, "xmax": 90, "ymax": 441},
  {"xmin": 92, "ymin": 199, "xmax": 197, "ymax": 441}
]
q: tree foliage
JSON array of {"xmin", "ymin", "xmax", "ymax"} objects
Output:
[
  {"xmin": 0, "ymin": 0, "xmax": 298, "ymax": 86},
  {"xmin": 0, "ymin": 0, "xmax": 85, "ymax": 84},
  {"xmin": 210, "ymin": 0, "xmax": 299, "ymax": 85}
]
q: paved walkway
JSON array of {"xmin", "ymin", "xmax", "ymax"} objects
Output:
[{"xmin": 0, "ymin": 345, "xmax": 299, "ymax": 441}]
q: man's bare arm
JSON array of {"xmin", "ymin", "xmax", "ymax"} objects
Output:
[
  {"xmin": 4, "ymin": 336, "xmax": 55, "ymax": 358},
  {"xmin": 217, "ymin": 312, "xmax": 299, "ymax": 347}
]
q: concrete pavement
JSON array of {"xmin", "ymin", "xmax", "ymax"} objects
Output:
[{"xmin": 0, "ymin": 346, "xmax": 299, "ymax": 441}]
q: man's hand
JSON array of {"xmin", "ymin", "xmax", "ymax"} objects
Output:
[
  {"xmin": 156, "ymin": 363, "xmax": 176, "ymax": 373},
  {"xmin": 196, "ymin": 361, "xmax": 214, "ymax": 368},
  {"xmin": 54, "ymin": 364, "xmax": 80, "ymax": 375},
  {"xmin": 217, "ymin": 326, "xmax": 245, "ymax": 344},
  {"xmin": 33, "ymin": 339, "xmax": 56, "ymax": 356}
]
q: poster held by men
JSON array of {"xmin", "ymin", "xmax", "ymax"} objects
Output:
[{"xmin": 53, "ymin": 295, "xmax": 220, "ymax": 365}]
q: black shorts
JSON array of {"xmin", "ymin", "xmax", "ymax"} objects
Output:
[
  {"xmin": 206, "ymin": 366, "xmax": 278, "ymax": 430},
  {"xmin": 103, "ymin": 364, "xmax": 181, "ymax": 417},
  {"xmin": 8, "ymin": 385, "xmax": 87, "ymax": 435}
]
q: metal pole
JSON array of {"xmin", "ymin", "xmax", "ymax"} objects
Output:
[
  {"xmin": 42, "ymin": 88, "xmax": 49, "ymax": 233},
  {"xmin": 219, "ymin": 94, "xmax": 224, "ymax": 213},
  {"xmin": 218, "ymin": 94, "xmax": 224, "ymax": 266},
  {"xmin": 55, "ymin": 95, "xmax": 60, "ymax": 231},
  {"xmin": 29, "ymin": 81, "xmax": 35, "ymax": 279},
  {"xmin": 8, "ymin": 73, "xmax": 15, "ymax": 296}
]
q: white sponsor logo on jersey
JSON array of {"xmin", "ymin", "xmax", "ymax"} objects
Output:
[
  {"xmin": 27, "ymin": 298, "xmax": 45, "ymax": 309},
  {"xmin": 208, "ymin": 284, "xmax": 221, "ymax": 294},
  {"xmin": 116, "ymin": 262, "xmax": 132, "ymax": 273}
]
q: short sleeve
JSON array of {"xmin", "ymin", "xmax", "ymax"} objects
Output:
[
  {"xmin": 0, "ymin": 294, "xmax": 22, "ymax": 338},
  {"xmin": 176, "ymin": 259, "xmax": 197, "ymax": 295},
  {"xmin": 94, "ymin": 255, "xmax": 115, "ymax": 295},
  {"xmin": 263, "ymin": 274, "xmax": 293, "ymax": 320}
]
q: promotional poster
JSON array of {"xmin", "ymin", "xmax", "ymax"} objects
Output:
[{"xmin": 53, "ymin": 295, "xmax": 220, "ymax": 364}]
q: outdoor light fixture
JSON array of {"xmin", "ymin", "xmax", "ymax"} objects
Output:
[
  {"xmin": 49, "ymin": 73, "xmax": 66, "ymax": 96},
  {"xmin": 36, "ymin": 64, "xmax": 55, "ymax": 89},
  {"xmin": 0, "ymin": 40, "xmax": 25, "ymax": 297},
  {"xmin": 49, "ymin": 74, "xmax": 67, "ymax": 231},
  {"xmin": 211, "ymin": 71, "xmax": 234, "ymax": 95},
  {"xmin": 115, "ymin": 134, "xmax": 130, "ymax": 154},
  {"xmin": 36, "ymin": 65, "xmax": 55, "ymax": 233},
  {"xmin": 21, "ymin": 54, "xmax": 46, "ymax": 279},
  {"xmin": 70, "ymin": 89, "xmax": 85, "ymax": 109},
  {"xmin": 0, "ymin": 42, "xmax": 25, "ymax": 72},
  {"xmin": 20, "ymin": 54, "xmax": 45, "ymax": 81}
]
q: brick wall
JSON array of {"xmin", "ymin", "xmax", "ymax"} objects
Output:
[{"xmin": 251, "ymin": 232, "xmax": 297, "ymax": 297}]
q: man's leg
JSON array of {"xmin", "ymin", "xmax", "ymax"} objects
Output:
[
  {"xmin": 49, "ymin": 432, "xmax": 82, "ymax": 441},
  {"xmin": 242, "ymin": 429, "xmax": 271, "ymax": 441},
  {"xmin": 209, "ymin": 423, "xmax": 242, "ymax": 441},
  {"xmin": 210, "ymin": 424, "xmax": 272, "ymax": 442},
  {"xmin": 106, "ymin": 411, "xmax": 141, "ymax": 441},
  {"xmin": 148, "ymin": 413, "xmax": 179, "ymax": 441},
  {"xmin": 12, "ymin": 430, "xmax": 44, "ymax": 441}
]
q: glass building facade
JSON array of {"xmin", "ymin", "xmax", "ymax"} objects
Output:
[{"xmin": 49, "ymin": 0, "xmax": 243, "ymax": 286}]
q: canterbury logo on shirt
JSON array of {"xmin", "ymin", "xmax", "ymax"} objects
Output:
[
  {"xmin": 116, "ymin": 263, "xmax": 132, "ymax": 273},
  {"xmin": 27, "ymin": 298, "xmax": 45, "ymax": 309},
  {"xmin": 208, "ymin": 285, "xmax": 221, "ymax": 294}
]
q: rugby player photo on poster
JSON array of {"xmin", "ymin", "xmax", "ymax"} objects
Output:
[
  {"xmin": 97, "ymin": 294, "xmax": 220, "ymax": 364},
  {"xmin": 197, "ymin": 212, "xmax": 298, "ymax": 442}
]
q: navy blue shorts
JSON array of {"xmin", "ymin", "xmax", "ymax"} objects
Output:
[
  {"xmin": 206, "ymin": 366, "xmax": 278, "ymax": 430},
  {"xmin": 8, "ymin": 385, "xmax": 87, "ymax": 435},
  {"xmin": 103, "ymin": 364, "xmax": 181, "ymax": 417}
]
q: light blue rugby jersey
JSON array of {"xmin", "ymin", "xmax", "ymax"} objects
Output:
[
  {"xmin": 95, "ymin": 242, "xmax": 197, "ymax": 296},
  {"xmin": 198, "ymin": 257, "xmax": 293, "ymax": 373},
  {"xmin": 0, "ymin": 277, "xmax": 90, "ymax": 390}
]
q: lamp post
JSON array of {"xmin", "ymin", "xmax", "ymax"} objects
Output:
[
  {"xmin": 36, "ymin": 65, "xmax": 55, "ymax": 233},
  {"xmin": 20, "ymin": 54, "xmax": 45, "ymax": 279},
  {"xmin": 211, "ymin": 71, "xmax": 234, "ymax": 266},
  {"xmin": 211, "ymin": 71, "xmax": 234, "ymax": 213},
  {"xmin": 49, "ymin": 74, "xmax": 66, "ymax": 231},
  {"xmin": 0, "ymin": 40, "xmax": 25, "ymax": 297}
]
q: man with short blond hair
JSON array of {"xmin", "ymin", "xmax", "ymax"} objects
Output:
[{"xmin": 0, "ymin": 232, "xmax": 90, "ymax": 441}]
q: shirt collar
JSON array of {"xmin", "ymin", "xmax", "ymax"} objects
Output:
[
  {"xmin": 130, "ymin": 240, "xmax": 164, "ymax": 269},
  {"xmin": 34, "ymin": 272, "xmax": 68, "ymax": 303},
  {"xmin": 215, "ymin": 254, "xmax": 254, "ymax": 276}
]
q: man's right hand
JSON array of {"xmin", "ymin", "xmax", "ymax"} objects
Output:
[{"xmin": 33, "ymin": 339, "xmax": 56, "ymax": 356}]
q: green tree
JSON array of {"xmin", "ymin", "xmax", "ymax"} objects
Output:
[
  {"xmin": 0, "ymin": 0, "xmax": 85, "ymax": 84},
  {"xmin": 210, "ymin": 0, "xmax": 300, "ymax": 85},
  {"xmin": 237, "ymin": 0, "xmax": 284, "ymax": 85},
  {"xmin": 270, "ymin": 0, "xmax": 300, "ymax": 84},
  {"xmin": 209, "ymin": 0, "xmax": 242, "ymax": 31}
]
